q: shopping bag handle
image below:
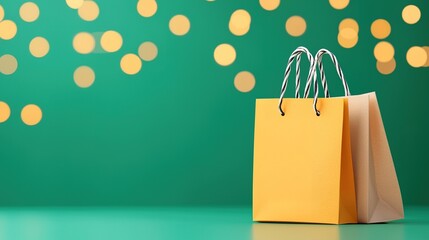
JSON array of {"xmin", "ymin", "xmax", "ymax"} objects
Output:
[
  {"xmin": 278, "ymin": 47, "xmax": 318, "ymax": 116},
  {"xmin": 306, "ymin": 49, "xmax": 351, "ymax": 98},
  {"xmin": 280, "ymin": 46, "xmax": 314, "ymax": 99}
]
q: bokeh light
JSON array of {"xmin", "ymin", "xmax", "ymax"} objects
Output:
[
  {"xmin": 120, "ymin": 54, "xmax": 142, "ymax": 75},
  {"xmin": 229, "ymin": 9, "xmax": 251, "ymax": 36},
  {"xmin": 406, "ymin": 46, "xmax": 427, "ymax": 68},
  {"xmin": 21, "ymin": 104, "xmax": 42, "ymax": 126},
  {"xmin": 259, "ymin": 0, "xmax": 280, "ymax": 11},
  {"xmin": 214, "ymin": 43, "xmax": 236, "ymax": 66},
  {"xmin": 423, "ymin": 47, "xmax": 429, "ymax": 67},
  {"xmin": 66, "ymin": 0, "xmax": 84, "ymax": 9},
  {"xmin": 234, "ymin": 71, "xmax": 255, "ymax": 92},
  {"xmin": 29, "ymin": 37, "xmax": 50, "ymax": 58},
  {"xmin": 402, "ymin": 5, "xmax": 421, "ymax": 24},
  {"xmin": 137, "ymin": 0, "xmax": 157, "ymax": 18},
  {"xmin": 0, "ymin": 20, "xmax": 17, "ymax": 40},
  {"xmin": 19, "ymin": 2, "xmax": 39, "ymax": 22},
  {"xmin": 329, "ymin": 0, "xmax": 349, "ymax": 10},
  {"xmin": 0, "ymin": 5, "xmax": 4, "ymax": 21},
  {"xmin": 338, "ymin": 32, "xmax": 358, "ymax": 48},
  {"xmin": 0, "ymin": 54, "xmax": 18, "ymax": 75},
  {"xmin": 339, "ymin": 28, "xmax": 358, "ymax": 39},
  {"xmin": 169, "ymin": 15, "xmax": 190, "ymax": 36},
  {"xmin": 285, "ymin": 16, "xmax": 306, "ymax": 37},
  {"xmin": 138, "ymin": 41, "xmax": 158, "ymax": 61},
  {"xmin": 376, "ymin": 58, "xmax": 396, "ymax": 75},
  {"xmin": 74, "ymin": 66, "xmax": 95, "ymax": 88},
  {"xmin": 371, "ymin": 19, "xmax": 391, "ymax": 39},
  {"xmin": 374, "ymin": 41, "xmax": 395, "ymax": 63},
  {"xmin": 339, "ymin": 18, "xmax": 359, "ymax": 32},
  {"xmin": 100, "ymin": 30, "xmax": 122, "ymax": 53},
  {"xmin": 78, "ymin": 0, "xmax": 99, "ymax": 21},
  {"xmin": 338, "ymin": 23, "xmax": 358, "ymax": 49},
  {"xmin": 73, "ymin": 32, "xmax": 95, "ymax": 54},
  {"xmin": 0, "ymin": 101, "xmax": 11, "ymax": 123}
]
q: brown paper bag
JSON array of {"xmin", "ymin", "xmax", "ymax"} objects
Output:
[
  {"xmin": 312, "ymin": 49, "xmax": 404, "ymax": 223},
  {"xmin": 348, "ymin": 92, "xmax": 404, "ymax": 223}
]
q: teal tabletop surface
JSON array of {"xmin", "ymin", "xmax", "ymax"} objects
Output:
[{"xmin": 0, "ymin": 206, "xmax": 427, "ymax": 240}]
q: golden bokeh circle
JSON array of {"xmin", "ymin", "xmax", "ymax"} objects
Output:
[
  {"xmin": 21, "ymin": 104, "xmax": 42, "ymax": 126},
  {"xmin": 78, "ymin": 0, "xmax": 99, "ymax": 22},
  {"xmin": 29, "ymin": 36, "xmax": 50, "ymax": 58},
  {"xmin": 0, "ymin": 101, "xmax": 11, "ymax": 123},
  {"xmin": 138, "ymin": 41, "xmax": 158, "ymax": 61},
  {"xmin": 406, "ymin": 46, "xmax": 427, "ymax": 68},
  {"xmin": 74, "ymin": 66, "xmax": 95, "ymax": 88},
  {"xmin": 371, "ymin": 19, "xmax": 391, "ymax": 39},
  {"xmin": 376, "ymin": 58, "xmax": 396, "ymax": 75},
  {"xmin": 234, "ymin": 71, "xmax": 256, "ymax": 92},
  {"xmin": 137, "ymin": 0, "xmax": 158, "ymax": 18},
  {"xmin": 338, "ymin": 32, "xmax": 358, "ymax": 48},
  {"xmin": 285, "ymin": 16, "xmax": 306, "ymax": 37},
  {"xmin": 100, "ymin": 30, "xmax": 123, "ymax": 53},
  {"xmin": 120, "ymin": 53, "xmax": 142, "ymax": 75},
  {"xmin": 329, "ymin": 0, "xmax": 349, "ymax": 10},
  {"xmin": 73, "ymin": 32, "xmax": 95, "ymax": 54},
  {"xmin": 66, "ymin": 0, "xmax": 84, "ymax": 9},
  {"xmin": 229, "ymin": 9, "xmax": 251, "ymax": 36},
  {"xmin": 339, "ymin": 18, "xmax": 359, "ymax": 32},
  {"xmin": 169, "ymin": 15, "xmax": 191, "ymax": 36},
  {"xmin": 0, "ymin": 5, "xmax": 4, "ymax": 22},
  {"xmin": 423, "ymin": 47, "xmax": 429, "ymax": 67},
  {"xmin": 402, "ymin": 5, "xmax": 421, "ymax": 24},
  {"xmin": 214, "ymin": 43, "xmax": 236, "ymax": 66},
  {"xmin": 339, "ymin": 28, "xmax": 357, "ymax": 39},
  {"xmin": 0, "ymin": 54, "xmax": 18, "ymax": 75},
  {"xmin": 20, "ymin": 2, "xmax": 40, "ymax": 22},
  {"xmin": 374, "ymin": 41, "xmax": 395, "ymax": 63},
  {"xmin": 0, "ymin": 20, "xmax": 18, "ymax": 40},
  {"xmin": 259, "ymin": 0, "xmax": 280, "ymax": 11}
]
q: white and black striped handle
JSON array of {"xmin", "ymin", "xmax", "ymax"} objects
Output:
[
  {"xmin": 303, "ymin": 49, "xmax": 351, "ymax": 116},
  {"xmin": 278, "ymin": 46, "xmax": 317, "ymax": 116},
  {"xmin": 306, "ymin": 49, "xmax": 351, "ymax": 98}
]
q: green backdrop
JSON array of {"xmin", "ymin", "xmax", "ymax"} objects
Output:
[{"xmin": 0, "ymin": 0, "xmax": 428, "ymax": 206}]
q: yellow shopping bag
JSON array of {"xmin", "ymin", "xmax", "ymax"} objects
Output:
[{"xmin": 253, "ymin": 47, "xmax": 357, "ymax": 224}]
